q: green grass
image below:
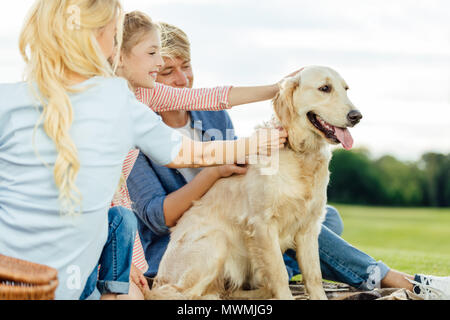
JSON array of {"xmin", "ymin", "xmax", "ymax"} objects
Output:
[{"xmin": 333, "ymin": 204, "xmax": 450, "ymax": 276}]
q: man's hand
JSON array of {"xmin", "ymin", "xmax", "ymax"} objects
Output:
[{"xmin": 216, "ymin": 164, "xmax": 249, "ymax": 178}]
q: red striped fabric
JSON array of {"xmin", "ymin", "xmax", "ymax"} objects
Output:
[
  {"xmin": 135, "ymin": 83, "xmax": 232, "ymax": 112},
  {"xmin": 110, "ymin": 149, "xmax": 147, "ymax": 272}
]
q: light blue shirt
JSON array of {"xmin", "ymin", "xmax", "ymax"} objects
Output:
[{"xmin": 0, "ymin": 77, "xmax": 183, "ymax": 300}]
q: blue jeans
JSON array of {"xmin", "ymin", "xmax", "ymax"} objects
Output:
[
  {"xmin": 283, "ymin": 206, "xmax": 390, "ymax": 291},
  {"xmin": 80, "ymin": 207, "xmax": 137, "ymax": 300}
]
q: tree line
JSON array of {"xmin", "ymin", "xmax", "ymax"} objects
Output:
[{"xmin": 328, "ymin": 149, "xmax": 450, "ymax": 207}]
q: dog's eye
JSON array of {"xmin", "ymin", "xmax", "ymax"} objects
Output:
[{"xmin": 319, "ymin": 85, "xmax": 332, "ymax": 93}]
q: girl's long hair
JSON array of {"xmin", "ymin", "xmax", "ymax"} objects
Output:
[{"xmin": 19, "ymin": 0, "xmax": 123, "ymax": 216}]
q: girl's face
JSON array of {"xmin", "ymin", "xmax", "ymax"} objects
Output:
[
  {"xmin": 157, "ymin": 57, "xmax": 194, "ymax": 89},
  {"xmin": 119, "ymin": 29, "xmax": 165, "ymax": 89}
]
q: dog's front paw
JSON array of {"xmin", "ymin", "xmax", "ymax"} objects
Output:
[
  {"xmin": 278, "ymin": 294, "xmax": 295, "ymax": 300},
  {"xmin": 275, "ymin": 288, "xmax": 295, "ymax": 300}
]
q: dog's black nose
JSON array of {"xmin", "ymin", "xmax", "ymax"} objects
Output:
[{"xmin": 347, "ymin": 110, "xmax": 363, "ymax": 125}]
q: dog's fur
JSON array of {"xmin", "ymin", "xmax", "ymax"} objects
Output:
[{"xmin": 147, "ymin": 66, "xmax": 360, "ymax": 300}]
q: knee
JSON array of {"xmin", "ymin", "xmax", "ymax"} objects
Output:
[
  {"xmin": 324, "ymin": 206, "xmax": 344, "ymax": 236},
  {"xmin": 108, "ymin": 207, "xmax": 138, "ymax": 239}
]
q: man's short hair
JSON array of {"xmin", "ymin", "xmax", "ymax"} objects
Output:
[{"xmin": 158, "ymin": 22, "xmax": 191, "ymax": 61}]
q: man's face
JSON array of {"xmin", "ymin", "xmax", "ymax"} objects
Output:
[{"xmin": 157, "ymin": 57, "xmax": 194, "ymax": 89}]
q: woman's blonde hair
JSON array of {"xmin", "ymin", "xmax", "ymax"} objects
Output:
[
  {"xmin": 158, "ymin": 22, "xmax": 191, "ymax": 61},
  {"xmin": 122, "ymin": 11, "xmax": 159, "ymax": 55},
  {"xmin": 19, "ymin": 0, "xmax": 123, "ymax": 216}
]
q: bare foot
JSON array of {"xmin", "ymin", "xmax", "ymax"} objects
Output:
[{"xmin": 381, "ymin": 270, "xmax": 414, "ymax": 291}]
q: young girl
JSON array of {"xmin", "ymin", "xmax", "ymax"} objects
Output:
[{"xmin": 0, "ymin": 1, "xmax": 290, "ymax": 300}]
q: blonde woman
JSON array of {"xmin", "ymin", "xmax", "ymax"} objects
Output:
[{"xmin": 0, "ymin": 1, "xmax": 293, "ymax": 300}]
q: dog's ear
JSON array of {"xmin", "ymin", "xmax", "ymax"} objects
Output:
[{"xmin": 273, "ymin": 77, "xmax": 300, "ymax": 129}]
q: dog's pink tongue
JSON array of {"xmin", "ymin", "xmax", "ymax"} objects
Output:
[{"xmin": 334, "ymin": 127, "xmax": 354, "ymax": 150}]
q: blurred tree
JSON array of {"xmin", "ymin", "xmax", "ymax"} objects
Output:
[
  {"xmin": 374, "ymin": 155, "xmax": 425, "ymax": 206},
  {"xmin": 328, "ymin": 148, "xmax": 386, "ymax": 205},
  {"xmin": 420, "ymin": 153, "xmax": 450, "ymax": 207},
  {"xmin": 328, "ymin": 149, "xmax": 449, "ymax": 207},
  {"xmin": 444, "ymin": 154, "xmax": 450, "ymax": 207}
]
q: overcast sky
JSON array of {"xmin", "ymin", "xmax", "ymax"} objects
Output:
[{"xmin": 1, "ymin": 0, "xmax": 449, "ymax": 161}]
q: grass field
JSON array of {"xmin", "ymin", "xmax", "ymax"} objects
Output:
[{"xmin": 333, "ymin": 204, "xmax": 450, "ymax": 276}]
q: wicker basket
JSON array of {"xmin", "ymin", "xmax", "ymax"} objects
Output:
[{"xmin": 0, "ymin": 255, "xmax": 58, "ymax": 300}]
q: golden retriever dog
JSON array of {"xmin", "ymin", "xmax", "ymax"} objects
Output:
[{"xmin": 147, "ymin": 66, "xmax": 362, "ymax": 300}]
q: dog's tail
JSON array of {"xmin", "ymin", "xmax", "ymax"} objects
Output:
[{"xmin": 144, "ymin": 284, "xmax": 187, "ymax": 300}]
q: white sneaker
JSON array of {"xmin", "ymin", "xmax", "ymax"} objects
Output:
[{"xmin": 407, "ymin": 275, "xmax": 450, "ymax": 300}]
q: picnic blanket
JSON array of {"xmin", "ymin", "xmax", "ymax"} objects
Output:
[{"xmin": 289, "ymin": 281, "xmax": 423, "ymax": 300}]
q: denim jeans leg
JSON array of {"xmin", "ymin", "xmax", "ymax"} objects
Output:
[
  {"xmin": 322, "ymin": 205, "xmax": 344, "ymax": 236},
  {"xmin": 284, "ymin": 206, "xmax": 390, "ymax": 290},
  {"xmin": 284, "ymin": 205, "xmax": 344, "ymax": 279},
  {"xmin": 79, "ymin": 264, "xmax": 101, "ymax": 300},
  {"xmin": 96, "ymin": 206, "xmax": 137, "ymax": 296},
  {"xmin": 317, "ymin": 224, "xmax": 390, "ymax": 290}
]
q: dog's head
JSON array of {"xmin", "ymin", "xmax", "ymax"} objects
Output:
[{"xmin": 273, "ymin": 66, "xmax": 362, "ymax": 152}]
